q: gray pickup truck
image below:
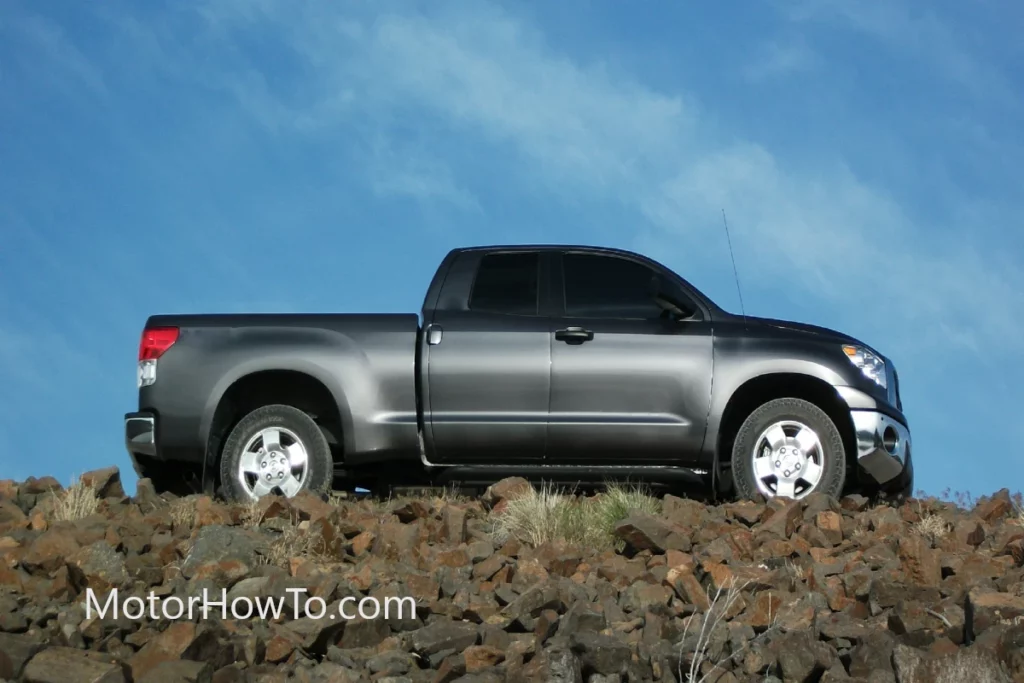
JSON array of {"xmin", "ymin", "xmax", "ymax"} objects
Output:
[{"xmin": 124, "ymin": 244, "xmax": 912, "ymax": 503}]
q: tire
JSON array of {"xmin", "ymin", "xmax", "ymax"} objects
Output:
[
  {"xmin": 731, "ymin": 398, "xmax": 846, "ymax": 501},
  {"xmin": 218, "ymin": 404, "xmax": 333, "ymax": 503}
]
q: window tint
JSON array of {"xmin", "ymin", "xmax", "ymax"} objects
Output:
[
  {"xmin": 469, "ymin": 252, "xmax": 540, "ymax": 315},
  {"xmin": 563, "ymin": 253, "xmax": 675, "ymax": 319}
]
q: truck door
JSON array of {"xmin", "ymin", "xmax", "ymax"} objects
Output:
[
  {"xmin": 546, "ymin": 250, "xmax": 714, "ymax": 465},
  {"xmin": 424, "ymin": 250, "xmax": 553, "ymax": 464}
]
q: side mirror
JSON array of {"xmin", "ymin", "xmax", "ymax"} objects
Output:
[{"xmin": 654, "ymin": 292, "xmax": 696, "ymax": 320}]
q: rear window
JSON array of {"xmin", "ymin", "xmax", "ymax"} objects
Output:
[{"xmin": 469, "ymin": 252, "xmax": 540, "ymax": 315}]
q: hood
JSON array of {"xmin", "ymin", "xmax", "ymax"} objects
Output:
[{"xmin": 738, "ymin": 315, "xmax": 862, "ymax": 345}]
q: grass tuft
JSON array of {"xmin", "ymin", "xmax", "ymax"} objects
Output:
[
  {"xmin": 912, "ymin": 512, "xmax": 950, "ymax": 543},
  {"xmin": 490, "ymin": 480, "xmax": 661, "ymax": 549},
  {"xmin": 168, "ymin": 497, "xmax": 197, "ymax": 529},
  {"xmin": 49, "ymin": 475, "xmax": 100, "ymax": 522},
  {"xmin": 259, "ymin": 519, "xmax": 330, "ymax": 568}
]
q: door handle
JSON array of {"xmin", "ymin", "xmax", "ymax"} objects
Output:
[
  {"xmin": 426, "ymin": 324, "xmax": 443, "ymax": 346},
  {"xmin": 555, "ymin": 327, "xmax": 594, "ymax": 344}
]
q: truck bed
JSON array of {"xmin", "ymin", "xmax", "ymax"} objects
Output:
[{"xmin": 137, "ymin": 312, "xmax": 423, "ymax": 469}]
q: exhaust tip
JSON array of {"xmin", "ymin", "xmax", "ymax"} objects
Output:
[{"xmin": 882, "ymin": 426, "xmax": 899, "ymax": 454}]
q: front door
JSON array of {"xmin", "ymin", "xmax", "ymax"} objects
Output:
[
  {"xmin": 546, "ymin": 251, "xmax": 714, "ymax": 465},
  {"xmin": 425, "ymin": 250, "xmax": 552, "ymax": 464}
]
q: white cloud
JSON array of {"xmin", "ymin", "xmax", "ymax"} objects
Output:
[
  {"xmin": 73, "ymin": 0, "xmax": 1024, "ymax": 356},
  {"xmin": 1, "ymin": 14, "xmax": 107, "ymax": 96},
  {"xmin": 779, "ymin": 0, "xmax": 1020, "ymax": 108}
]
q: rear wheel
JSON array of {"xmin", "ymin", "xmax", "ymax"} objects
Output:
[
  {"xmin": 730, "ymin": 397, "xmax": 846, "ymax": 501},
  {"xmin": 218, "ymin": 404, "xmax": 333, "ymax": 503}
]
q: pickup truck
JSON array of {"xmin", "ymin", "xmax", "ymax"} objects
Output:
[{"xmin": 124, "ymin": 244, "xmax": 913, "ymax": 504}]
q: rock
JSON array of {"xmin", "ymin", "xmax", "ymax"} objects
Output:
[
  {"xmin": 481, "ymin": 477, "xmax": 532, "ymax": 510},
  {"xmin": 569, "ymin": 631, "xmax": 631, "ymax": 676},
  {"xmin": 411, "ymin": 620, "xmax": 480, "ymax": 655},
  {"xmin": 23, "ymin": 647, "xmax": 129, "ymax": 683},
  {"xmin": 613, "ymin": 512, "xmax": 690, "ymax": 553},
  {"xmin": 137, "ymin": 660, "xmax": 213, "ymax": 683},
  {"xmin": 0, "ymin": 467, "xmax": 1022, "ymax": 683},
  {"xmin": 179, "ymin": 525, "xmax": 262, "ymax": 578},
  {"xmin": 80, "ymin": 467, "xmax": 126, "ymax": 499}
]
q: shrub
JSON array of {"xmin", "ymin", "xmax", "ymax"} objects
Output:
[{"xmin": 491, "ymin": 480, "xmax": 661, "ymax": 549}]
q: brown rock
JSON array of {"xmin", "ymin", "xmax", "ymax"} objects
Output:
[
  {"xmin": 816, "ymin": 510, "xmax": 844, "ymax": 546},
  {"xmin": 371, "ymin": 521, "xmax": 420, "ymax": 560},
  {"xmin": 663, "ymin": 495, "xmax": 708, "ymax": 528},
  {"xmin": 897, "ymin": 535, "xmax": 942, "ymax": 587},
  {"xmin": 441, "ymin": 504, "xmax": 468, "ymax": 544},
  {"xmin": 759, "ymin": 499, "xmax": 803, "ymax": 539},
  {"xmin": 464, "ymin": 644, "xmax": 506, "ymax": 672},
  {"xmin": 0, "ymin": 632, "xmax": 43, "ymax": 679},
  {"xmin": 349, "ymin": 529, "xmax": 375, "ymax": 556},
  {"xmin": 613, "ymin": 512, "xmax": 690, "ymax": 553},
  {"xmin": 80, "ymin": 467, "xmax": 126, "ymax": 499},
  {"xmin": 664, "ymin": 566, "xmax": 710, "ymax": 610},
  {"xmin": 68, "ymin": 541, "xmax": 129, "ymax": 592},
  {"xmin": 975, "ymin": 489, "xmax": 1014, "ymax": 523},
  {"xmin": 129, "ymin": 622, "xmax": 199, "ymax": 680},
  {"xmin": 0, "ymin": 499, "xmax": 27, "ymax": 532},
  {"xmin": 288, "ymin": 490, "xmax": 336, "ymax": 522},
  {"xmin": 23, "ymin": 647, "xmax": 128, "ymax": 683},
  {"xmin": 137, "ymin": 660, "xmax": 213, "ymax": 683},
  {"xmin": 22, "ymin": 528, "xmax": 81, "ymax": 574},
  {"xmin": 481, "ymin": 477, "xmax": 532, "ymax": 509},
  {"xmin": 194, "ymin": 497, "xmax": 233, "ymax": 527}
]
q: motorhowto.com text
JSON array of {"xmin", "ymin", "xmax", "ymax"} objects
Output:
[{"xmin": 85, "ymin": 587, "xmax": 417, "ymax": 621}]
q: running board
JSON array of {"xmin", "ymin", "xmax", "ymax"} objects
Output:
[{"xmin": 426, "ymin": 464, "xmax": 709, "ymax": 488}]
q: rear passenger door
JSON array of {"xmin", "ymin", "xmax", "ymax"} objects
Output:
[
  {"xmin": 424, "ymin": 250, "xmax": 553, "ymax": 464},
  {"xmin": 546, "ymin": 251, "xmax": 714, "ymax": 465}
]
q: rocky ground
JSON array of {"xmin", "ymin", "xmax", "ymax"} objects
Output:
[{"xmin": 0, "ymin": 467, "xmax": 1023, "ymax": 683}]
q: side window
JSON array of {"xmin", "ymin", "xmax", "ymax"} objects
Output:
[
  {"xmin": 469, "ymin": 252, "xmax": 540, "ymax": 315},
  {"xmin": 563, "ymin": 253, "xmax": 672, "ymax": 319}
]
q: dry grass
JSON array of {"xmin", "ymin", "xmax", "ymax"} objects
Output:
[
  {"xmin": 490, "ymin": 480, "xmax": 661, "ymax": 549},
  {"xmin": 48, "ymin": 475, "xmax": 100, "ymax": 522},
  {"xmin": 237, "ymin": 498, "xmax": 265, "ymax": 529},
  {"xmin": 1012, "ymin": 492, "xmax": 1024, "ymax": 527},
  {"xmin": 677, "ymin": 578, "xmax": 780, "ymax": 683},
  {"xmin": 912, "ymin": 511, "xmax": 951, "ymax": 543},
  {"xmin": 168, "ymin": 498, "xmax": 197, "ymax": 529},
  {"xmin": 258, "ymin": 519, "xmax": 331, "ymax": 568}
]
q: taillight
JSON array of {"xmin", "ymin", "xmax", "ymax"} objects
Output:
[
  {"xmin": 138, "ymin": 326, "xmax": 178, "ymax": 388},
  {"xmin": 139, "ymin": 327, "xmax": 179, "ymax": 361}
]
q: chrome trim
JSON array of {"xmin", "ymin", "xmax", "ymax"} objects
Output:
[
  {"xmin": 125, "ymin": 416, "xmax": 156, "ymax": 456},
  {"xmin": 834, "ymin": 386, "xmax": 879, "ymax": 411},
  {"xmin": 851, "ymin": 410, "xmax": 910, "ymax": 485}
]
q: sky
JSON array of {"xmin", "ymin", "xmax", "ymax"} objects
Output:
[{"xmin": 1, "ymin": 0, "xmax": 1022, "ymax": 500}]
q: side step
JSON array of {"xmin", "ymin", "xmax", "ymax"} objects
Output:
[{"xmin": 426, "ymin": 464, "xmax": 709, "ymax": 489}]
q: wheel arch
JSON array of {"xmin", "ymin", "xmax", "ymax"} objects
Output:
[
  {"xmin": 201, "ymin": 364, "xmax": 354, "ymax": 484},
  {"xmin": 714, "ymin": 372, "xmax": 857, "ymax": 489}
]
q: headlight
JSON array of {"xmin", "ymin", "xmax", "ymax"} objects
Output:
[{"xmin": 842, "ymin": 344, "xmax": 887, "ymax": 390}]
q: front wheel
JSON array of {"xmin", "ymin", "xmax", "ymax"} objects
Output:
[
  {"xmin": 219, "ymin": 404, "xmax": 333, "ymax": 503},
  {"xmin": 730, "ymin": 398, "xmax": 846, "ymax": 501}
]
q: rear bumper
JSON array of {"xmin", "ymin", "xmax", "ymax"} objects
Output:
[
  {"xmin": 125, "ymin": 411, "xmax": 157, "ymax": 477},
  {"xmin": 851, "ymin": 409, "xmax": 911, "ymax": 485}
]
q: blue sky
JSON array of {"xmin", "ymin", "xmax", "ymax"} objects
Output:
[{"xmin": 1, "ymin": 0, "xmax": 1022, "ymax": 498}]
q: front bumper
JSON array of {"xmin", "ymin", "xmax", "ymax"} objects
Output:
[
  {"xmin": 850, "ymin": 409, "xmax": 910, "ymax": 485},
  {"xmin": 125, "ymin": 411, "xmax": 157, "ymax": 477}
]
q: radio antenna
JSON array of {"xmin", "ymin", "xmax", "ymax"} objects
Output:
[{"xmin": 721, "ymin": 209, "xmax": 747, "ymax": 324}]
